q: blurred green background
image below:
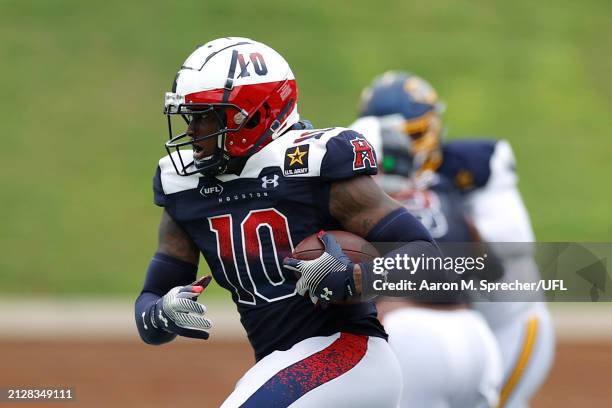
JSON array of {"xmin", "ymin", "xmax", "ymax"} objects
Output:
[{"xmin": 1, "ymin": 0, "xmax": 610, "ymax": 296}]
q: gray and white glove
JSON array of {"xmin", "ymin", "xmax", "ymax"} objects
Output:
[
  {"xmin": 283, "ymin": 231, "xmax": 356, "ymax": 305},
  {"xmin": 150, "ymin": 280, "xmax": 213, "ymax": 340}
]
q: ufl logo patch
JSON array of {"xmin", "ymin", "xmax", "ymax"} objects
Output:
[
  {"xmin": 284, "ymin": 144, "xmax": 309, "ymax": 176},
  {"xmin": 350, "ymin": 137, "xmax": 377, "ymax": 170},
  {"xmin": 200, "ymin": 182, "xmax": 224, "ymax": 198}
]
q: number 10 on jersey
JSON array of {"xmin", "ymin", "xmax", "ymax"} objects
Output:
[{"xmin": 208, "ymin": 209, "xmax": 296, "ymax": 305}]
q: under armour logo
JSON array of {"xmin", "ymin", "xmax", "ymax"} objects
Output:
[
  {"xmin": 321, "ymin": 287, "xmax": 333, "ymax": 301},
  {"xmin": 158, "ymin": 309, "xmax": 169, "ymax": 328},
  {"xmin": 141, "ymin": 312, "xmax": 148, "ymax": 330},
  {"xmin": 261, "ymin": 174, "xmax": 279, "ymax": 189}
]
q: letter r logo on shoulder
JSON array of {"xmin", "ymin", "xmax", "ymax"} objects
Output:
[{"xmin": 350, "ymin": 137, "xmax": 377, "ymax": 170}]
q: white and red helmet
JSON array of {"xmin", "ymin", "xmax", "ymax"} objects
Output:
[{"xmin": 164, "ymin": 37, "xmax": 299, "ymax": 176}]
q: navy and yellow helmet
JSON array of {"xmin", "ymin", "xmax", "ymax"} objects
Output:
[{"xmin": 358, "ymin": 71, "xmax": 445, "ymax": 172}]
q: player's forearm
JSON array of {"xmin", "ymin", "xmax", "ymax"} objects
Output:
[
  {"xmin": 134, "ymin": 252, "xmax": 198, "ymax": 344},
  {"xmin": 330, "ymin": 177, "xmax": 449, "ymax": 300},
  {"xmin": 348, "ymin": 206, "xmax": 438, "ymax": 295},
  {"xmin": 358, "ymin": 240, "xmax": 458, "ymax": 302},
  {"xmin": 353, "ymin": 239, "xmax": 442, "ymax": 293},
  {"xmin": 351, "ymin": 240, "xmax": 439, "ymax": 295},
  {"xmin": 352, "ymin": 208, "xmax": 461, "ymax": 302}
]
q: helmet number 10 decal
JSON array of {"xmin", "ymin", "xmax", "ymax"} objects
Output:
[
  {"xmin": 236, "ymin": 52, "xmax": 268, "ymax": 78},
  {"xmin": 208, "ymin": 209, "xmax": 295, "ymax": 304}
]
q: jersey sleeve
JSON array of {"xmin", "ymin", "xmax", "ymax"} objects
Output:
[
  {"xmin": 438, "ymin": 139, "xmax": 497, "ymax": 191},
  {"xmin": 153, "ymin": 152, "xmax": 201, "ymax": 208},
  {"xmin": 486, "ymin": 139, "xmax": 518, "ymax": 189},
  {"xmin": 319, "ymin": 130, "xmax": 378, "ymax": 181},
  {"xmin": 153, "ymin": 165, "xmax": 167, "ymax": 207}
]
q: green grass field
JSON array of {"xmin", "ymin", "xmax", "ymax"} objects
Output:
[{"xmin": 1, "ymin": 0, "xmax": 610, "ymax": 296}]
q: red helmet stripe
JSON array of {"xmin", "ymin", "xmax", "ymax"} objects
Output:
[{"xmin": 185, "ymin": 80, "xmax": 296, "ymax": 105}]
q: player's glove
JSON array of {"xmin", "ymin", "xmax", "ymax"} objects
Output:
[
  {"xmin": 283, "ymin": 231, "xmax": 356, "ymax": 304},
  {"xmin": 150, "ymin": 282, "xmax": 213, "ymax": 340}
]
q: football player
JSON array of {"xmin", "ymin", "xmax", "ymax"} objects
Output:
[
  {"xmin": 370, "ymin": 127, "xmax": 503, "ymax": 408},
  {"xmin": 352, "ymin": 71, "xmax": 555, "ymax": 408},
  {"xmin": 134, "ymin": 39, "xmax": 447, "ymax": 407}
]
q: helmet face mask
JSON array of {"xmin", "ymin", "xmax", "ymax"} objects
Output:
[
  {"xmin": 164, "ymin": 102, "xmax": 246, "ymax": 176},
  {"xmin": 163, "ymin": 37, "xmax": 299, "ymax": 177},
  {"xmin": 404, "ymin": 110, "xmax": 443, "ymax": 172}
]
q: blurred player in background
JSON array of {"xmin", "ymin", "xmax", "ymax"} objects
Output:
[
  {"xmin": 134, "ymin": 38, "xmax": 448, "ymax": 407},
  {"xmin": 371, "ymin": 128, "xmax": 503, "ymax": 407},
  {"xmin": 352, "ymin": 71, "xmax": 555, "ymax": 407}
]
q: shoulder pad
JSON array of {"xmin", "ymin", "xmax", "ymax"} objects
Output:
[
  {"xmin": 487, "ymin": 139, "xmax": 518, "ymax": 189},
  {"xmin": 239, "ymin": 127, "xmax": 377, "ymax": 180},
  {"xmin": 319, "ymin": 128, "xmax": 378, "ymax": 180},
  {"xmin": 438, "ymin": 139, "xmax": 499, "ymax": 191},
  {"xmin": 153, "ymin": 151, "xmax": 200, "ymax": 206}
]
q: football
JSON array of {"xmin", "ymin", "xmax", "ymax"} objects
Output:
[{"xmin": 292, "ymin": 230, "xmax": 379, "ymax": 263}]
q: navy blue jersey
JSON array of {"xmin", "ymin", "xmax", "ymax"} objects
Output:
[
  {"xmin": 388, "ymin": 174, "xmax": 475, "ymax": 304},
  {"xmin": 392, "ymin": 174, "xmax": 472, "ymax": 243},
  {"xmin": 153, "ymin": 127, "xmax": 386, "ymax": 361},
  {"xmin": 438, "ymin": 139, "xmax": 498, "ymax": 192}
]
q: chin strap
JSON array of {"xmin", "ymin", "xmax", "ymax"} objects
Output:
[{"xmin": 245, "ymin": 97, "xmax": 295, "ymax": 156}]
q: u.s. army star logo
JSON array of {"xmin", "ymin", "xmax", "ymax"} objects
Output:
[
  {"xmin": 287, "ymin": 146, "xmax": 307, "ymax": 165},
  {"xmin": 284, "ymin": 145, "xmax": 309, "ymax": 176}
]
